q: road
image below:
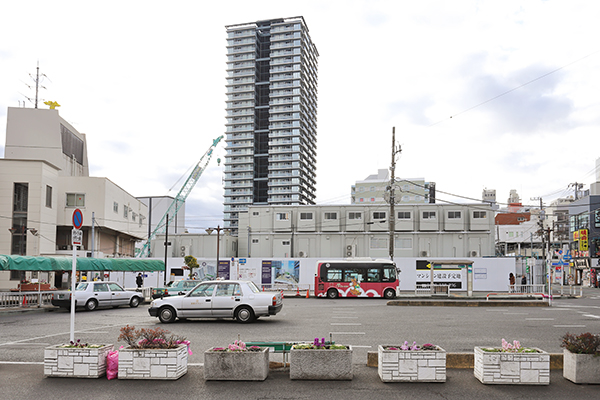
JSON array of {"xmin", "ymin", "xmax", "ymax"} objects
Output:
[{"xmin": 1, "ymin": 295, "xmax": 599, "ymax": 399}]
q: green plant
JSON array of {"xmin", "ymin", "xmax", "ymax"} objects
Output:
[
  {"xmin": 561, "ymin": 332, "xmax": 600, "ymax": 355},
  {"xmin": 292, "ymin": 338, "xmax": 348, "ymax": 350},
  {"xmin": 481, "ymin": 339, "xmax": 539, "ymax": 353},
  {"xmin": 118, "ymin": 325, "xmax": 190, "ymax": 350},
  {"xmin": 209, "ymin": 340, "xmax": 262, "ymax": 352}
]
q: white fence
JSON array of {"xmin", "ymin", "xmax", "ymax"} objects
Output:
[{"xmin": 0, "ymin": 291, "xmax": 55, "ymax": 308}]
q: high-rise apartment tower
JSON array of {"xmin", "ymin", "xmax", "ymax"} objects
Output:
[{"xmin": 224, "ymin": 17, "xmax": 319, "ymax": 234}]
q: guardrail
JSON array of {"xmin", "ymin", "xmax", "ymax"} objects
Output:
[
  {"xmin": 508, "ymin": 284, "xmax": 546, "ymax": 293},
  {"xmin": 553, "ymin": 285, "xmax": 583, "ymax": 297},
  {"xmin": 0, "ymin": 291, "xmax": 55, "ymax": 308}
]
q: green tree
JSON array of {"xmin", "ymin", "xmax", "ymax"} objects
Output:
[{"xmin": 184, "ymin": 255, "xmax": 199, "ymax": 279}]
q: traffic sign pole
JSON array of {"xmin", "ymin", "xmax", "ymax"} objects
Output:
[{"xmin": 70, "ymin": 209, "xmax": 83, "ymax": 343}]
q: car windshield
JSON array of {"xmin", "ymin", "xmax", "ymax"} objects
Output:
[
  {"xmin": 75, "ymin": 283, "xmax": 88, "ymax": 291},
  {"xmin": 247, "ymin": 281, "xmax": 260, "ymax": 293}
]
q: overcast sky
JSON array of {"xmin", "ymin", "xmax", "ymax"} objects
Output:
[{"xmin": 1, "ymin": 0, "xmax": 599, "ymax": 232}]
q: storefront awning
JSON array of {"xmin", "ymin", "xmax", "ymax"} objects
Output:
[{"xmin": 0, "ymin": 255, "xmax": 165, "ymax": 272}]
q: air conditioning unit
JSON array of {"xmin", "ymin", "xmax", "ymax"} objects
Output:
[
  {"xmin": 346, "ymin": 245, "xmax": 353, "ymax": 250},
  {"xmin": 346, "ymin": 251, "xmax": 353, "ymax": 257},
  {"xmin": 298, "ymin": 251, "xmax": 305, "ymax": 257},
  {"xmin": 180, "ymin": 251, "xmax": 186, "ymax": 257},
  {"xmin": 181, "ymin": 246, "xmax": 186, "ymax": 251},
  {"xmin": 470, "ymin": 251, "xmax": 478, "ymax": 257},
  {"xmin": 345, "ymin": 244, "xmax": 355, "ymax": 258},
  {"xmin": 420, "ymin": 251, "xmax": 428, "ymax": 257}
]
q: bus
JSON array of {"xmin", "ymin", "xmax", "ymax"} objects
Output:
[{"xmin": 314, "ymin": 259, "xmax": 400, "ymax": 299}]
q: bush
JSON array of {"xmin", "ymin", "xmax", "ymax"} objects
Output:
[
  {"xmin": 561, "ymin": 332, "xmax": 600, "ymax": 355},
  {"xmin": 118, "ymin": 325, "xmax": 187, "ymax": 349}
]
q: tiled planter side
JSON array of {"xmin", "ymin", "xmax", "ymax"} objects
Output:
[
  {"xmin": 378, "ymin": 345, "xmax": 446, "ymax": 382},
  {"xmin": 290, "ymin": 346, "xmax": 353, "ymax": 380},
  {"xmin": 474, "ymin": 346, "xmax": 549, "ymax": 385},
  {"xmin": 563, "ymin": 349, "xmax": 600, "ymax": 384},
  {"xmin": 204, "ymin": 347, "xmax": 269, "ymax": 381},
  {"xmin": 44, "ymin": 344, "xmax": 114, "ymax": 378},
  {"xmin": 118, "ymin": 344, "xmax": 188, "ymax": 380}
]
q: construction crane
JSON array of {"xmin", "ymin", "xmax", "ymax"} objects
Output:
[{"xmin": 137, "ymin": 135, "xmax": 223, "ymax": 257}]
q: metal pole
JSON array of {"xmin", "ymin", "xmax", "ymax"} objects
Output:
[
  {"xmin": 164, "ymin": 214, "xmax": 169, "ymax": 286},
  {"xmin": 216, "ymin": 225, "xmax": 221, "ymax": 276},
  {"xmin": 70, "ymin": 229, "xmax": 77, "ymax": 342}
]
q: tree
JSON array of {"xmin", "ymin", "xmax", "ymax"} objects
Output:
[{"xmin": 183, "ymin": 255, "xmax": 199, "ymax": 279}]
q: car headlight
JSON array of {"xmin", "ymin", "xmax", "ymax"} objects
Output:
[{"xmin": 150, "ymin": 301, "xmax": 155, "ymax": 307}]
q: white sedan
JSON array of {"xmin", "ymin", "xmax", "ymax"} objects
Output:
[
  {"xmin": 51, "ymin": 281, "xmax": 144, "ymax": 311},
  {"xmin": 148, "ymin": 280, "xmax": 283, "ymax": 323}
]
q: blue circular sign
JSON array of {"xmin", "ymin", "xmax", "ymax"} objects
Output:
[{"xmin": 72, "ymin": 209, "xmax": 83, "ymax": 229}]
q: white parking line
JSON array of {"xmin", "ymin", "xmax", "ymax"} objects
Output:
[
  {"xmin": 583, "ymin": 314, "xmax": 600, "ymax": 319},
  {"xmin": 525, "ymin": 318, "xmax": 555, "ymax": 321},
  {"xmin": 329, "ymin": 332, "xmax": 365, "ymax": 335},
  {"xmin": 332, "ymin": 316, "xmax": 359, "ymax": 319},
  {"xmin": 554, "ymin": 325, "xmax": 586, "ymax": 328},
  {"xmin": 330, "ymin": 323, "xmax": 361, "ymax": 326}
]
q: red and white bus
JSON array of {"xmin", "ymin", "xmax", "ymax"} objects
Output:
[{"xmin": 314, "ymin": 259, "xmax": 399, "ymax": 299}]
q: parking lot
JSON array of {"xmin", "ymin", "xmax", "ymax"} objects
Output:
[{"xmin": 1, "ymin": 295, "xmax": 600, "ymax": 399}]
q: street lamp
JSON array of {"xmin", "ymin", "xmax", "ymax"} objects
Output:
[{"xmin": 205, "ymin": 226, "xmax": 231, "ymax": 278}]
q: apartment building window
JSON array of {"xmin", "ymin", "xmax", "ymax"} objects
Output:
[
  {"xmin": 397, "ymin": 211, "xmax": 411, "ymax": 219},
  {"xmin": 300, "ymin": 212, "xmax": 313, "ymax": 220},
  {"xmin": 66, "ymin": 193, "xmax": 85, "ymax": 207},
  {"xmin": 276, "ymin": 212, "xmax": 289, "ymax": 221},
  {"xmin": 123, "ymin": 206, "xmax": 128, "ymax": 218},
  {"xmin": 348, "ymin": 212, "xmax": 362, "ymax": 220},
  {"xmin": 395, "ymin": 238, "xmax": 413, "ymax": 249},
  {"xmin": 324, "ymin": 212, "xmax": 337, "ymax": 220},
  {"xmin": 45, "ymin": 185, "xmax": 52, "ymax": 208},
  {"xmin": 132, "ymin": 212, "xmax": 137, "ymax": 222},
  {"xmin": 253, "ymin": 212, "xmax": 259, "ymax": 216},
  {"xmin": 370, "ymin": 237, "xmax": 388, "ymax": 249},
  {"xmin": 473, "ymin": 211, "xmax": 487, "ymax": 219},
  {"xmin": 422, "ymin": 211, "xmax": 436, "ymax": 219},
  {"xmin": 113, "ymin": 202, "xmax": 119, "ymax": 213},
  {"xmin": 448, "ymin": 211, "xmax": 462, "ymax": 219},
  {"xmin": 373, "ymin": 211, "xmax": 386, "ymax": 220},
  {"xmin": 252, "ymin": 239, "xmax": 259, "ymax": 244},
  {"xmin": 282, "ymin": 241, "xmax": 290, "ymax": 245}
]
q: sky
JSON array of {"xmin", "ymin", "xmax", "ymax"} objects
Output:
[{"xmin": 1, "ymin": 0, "xmax": 599, "ymax": 232}]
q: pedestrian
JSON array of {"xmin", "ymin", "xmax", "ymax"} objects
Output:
[
  {"xmin": 521, "ymin": 275, "xmax": 527, "ymax": 293},
  {"xmin": 509, "ymin": 273, "xmax": 515, "ymax": 292},
  {"xmin": 136, "ymin": 273, "xmax": 143, "ymax": 289}
]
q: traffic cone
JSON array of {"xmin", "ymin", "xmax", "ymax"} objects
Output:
[
  {"xmin": 306, "ymin": 289, "xmax": 310, "ymax": 298},
  {"xmin": 22, "ymin": 296, "xmax": 27, "ymax": 307},
  {"xmin": 296, "ymin": 287, "xmax": 300, "ymax": 297}
]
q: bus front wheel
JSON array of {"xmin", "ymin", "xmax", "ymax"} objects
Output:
[
  {"xmin": 327, "ymin": 289, "xmax": 339, "ymax": 299},
  {"xmin": 383, "ymin": 289, "xmax": 396, "ymax": 299}
]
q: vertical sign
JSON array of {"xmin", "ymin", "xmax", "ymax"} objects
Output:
[
  {"xmin": 70, "ymin": 209, "xmax": 83, "ymax": 343},
  {"xmin": 217, "ymin": 260, "xmax": 230, "ymax": 280},
  {"xmin": 262, "ymin": 260, "xmax": 272, "ymax": 286}
]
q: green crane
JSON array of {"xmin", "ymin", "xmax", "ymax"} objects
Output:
[{"xmin": 137, "ymin": 135, "xmax": 223, "ymax": 257}]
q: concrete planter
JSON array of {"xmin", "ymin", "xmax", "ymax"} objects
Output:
[
  {"xmin": 563, "ymin": 349, "xmax": 600, "ymax": 384},
  {"xmin": 290, "ymin": 345, "xmax": 353, "ymax": 380},
  {"xmin": 204, "ymin": 347, "xmax": 269, "ymax": 381},
  {"xmin": 474, "ymin": 346, "xmax": 549, "ymax": 385},
  {"xmin": 118, "ymin": 344, "xmax": 188, "ymax": 380},
  {"xmin": 378, "ymin": 345, "xmax": 446, "ymax": 382},
  {"xmin": 44, "ymin": 344, "xmax": 113, "ymax": 378}
]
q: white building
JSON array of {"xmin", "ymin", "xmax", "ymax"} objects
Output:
[
  {"xmin": 224, "ymin": 17, "xmax": 319, "ymax": 235},
  {"xmin": 237, "ymin": 203, "xmax": 494, "ymax": 259},
  {"xmin": 0, "ymin": 107, "xmax": 148, "ymax": 289},
  {"xmin": 351, "ymin": 169, "xmax": 435, "ymax": 205}
]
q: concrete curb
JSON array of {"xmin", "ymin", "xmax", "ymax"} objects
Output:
[
  {"xmin": 366, "ymin": 351, "xmax": 564, "ymax": 369},
  {"xmin": 386, "ymin": 300, "xmax": 548, "ymax": 307}
]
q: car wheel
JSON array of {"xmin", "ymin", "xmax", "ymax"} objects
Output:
[
  {"xmin": 85, "ymin": 299, "xmax": 98, "ymax": 311},
  {"xmin": 158, "ymin": 306, "xmax": 176, "ymax": 323},
  {"xmin": 129, "ymin": 296, "xmax": 140, "ymax": 308},
  {"xmin": 327, "ymin": 289, "xmax": 339, "ymax": 299},
  {"xmin": 383, "ymin": 289, "xmax": 396, "ymax": 299},
  {"xmin": 235, "ymin": 306, "xmax": 255, "ymax": 323}
]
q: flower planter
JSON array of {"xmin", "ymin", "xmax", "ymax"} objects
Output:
[
  {"xmin": 204, "ymin": 347, "xmax": 270, "ymax": 381},
  {"xmin": 118, "ymin": 344, "xmax": 188, "ymax": 380},
  {"xmin": 474, "ymin": 346, "xmax": 549, "ymax": 385},
  {"xmin": 44, "ymin": 344, "xmax": 113, "ymax": 378},
  {"xmin": 563, "ymin": 349, "xmax": 600, "ymax": 384},
  {"xmin": 378, "ymin": 345, "xmax": 446, "ymax": 382},
  {"xmin": 290, "ymin": 345, "xmax": 353, "ymax": 380}
]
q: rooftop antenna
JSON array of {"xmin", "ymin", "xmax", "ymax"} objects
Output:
[{"xmin": 22, "ymin": 61, "xmax": 49, "ymax": 108}]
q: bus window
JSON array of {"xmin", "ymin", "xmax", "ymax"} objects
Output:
[
  {"xmin": 383, "ymin": 267, "xmax": 396, "ymax": 281},
  {"xmin": 326, "ymin": 268, "xmax": 342, "ymax": 282},
  {"xmin": 344, "ymin": 268, "xmax": 365, "ymax": 283},
  {"xmin": 366, "ymin": 268, "xmax": 381, "ymax": 282}
]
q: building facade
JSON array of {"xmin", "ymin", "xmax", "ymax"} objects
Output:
[
  {"xmin": 0, "ymin": 107, "xmax": 148, "ymax": 289},
  {"xmin": 224, "ymin": 17, "xmax": 319, "ymax": 235},
  {"xmin": 351, "ymin": 169, "xmax": 435, "ymax": 205},
  {"xmin": 236, "ymin": 203, "xmax": 494, "ymax": 259}
]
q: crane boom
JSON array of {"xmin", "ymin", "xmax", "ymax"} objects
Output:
[{"xmin": 137, "ymin": 135, "xmax": 223, "ymax": 257}]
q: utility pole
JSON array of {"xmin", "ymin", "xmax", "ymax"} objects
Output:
[
  {"xmin": 569, "ymin": 182, "xmax": 583, "ymax": 200},
  {"xmin": 388, "ymin": 127, "xmax": 402, "ymax": 261}
]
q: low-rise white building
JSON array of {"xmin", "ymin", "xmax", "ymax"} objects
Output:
[{"xmin": 0, "ymin": 107, "xmax": 148, "ymax": 290}]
